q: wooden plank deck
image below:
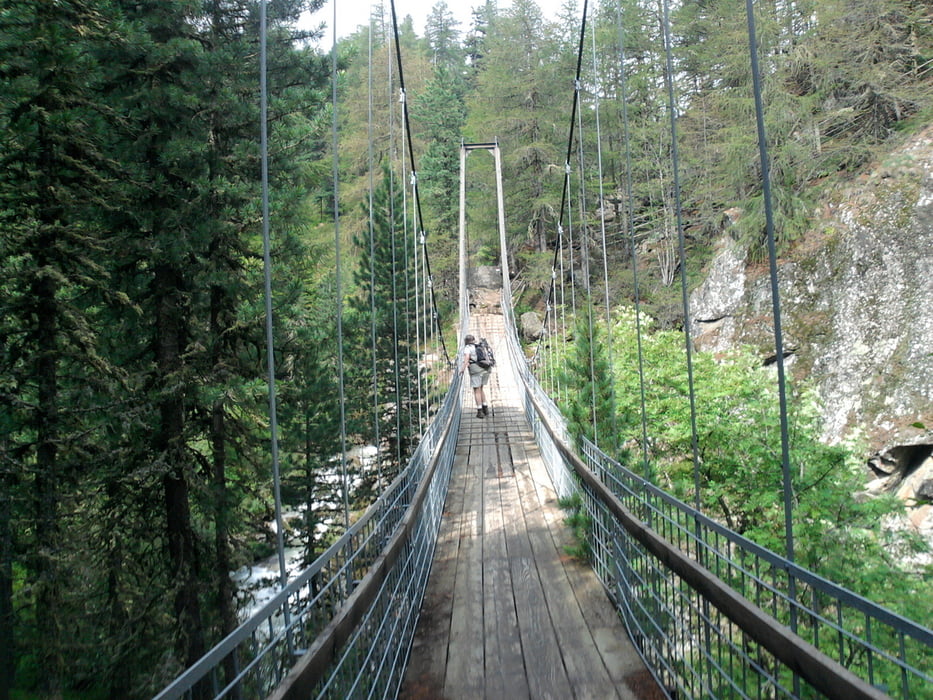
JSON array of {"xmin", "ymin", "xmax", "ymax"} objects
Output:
[{"xmin": 401, "ymin": 315, "xmax": 662, "ymax": 700}]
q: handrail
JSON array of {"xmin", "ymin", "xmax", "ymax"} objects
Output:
[
  {"xmin": 518, "ymin": 373, "xmax": 888, "ymax": 698},
  {"xmin": 582, "ymin": 446, "xmax": 933, "ymax": 642}
]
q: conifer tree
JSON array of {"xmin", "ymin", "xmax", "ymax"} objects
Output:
[
  {"xmin": 559, "ymin": 302, "xmax": 620, "ymax": 455},
  {"xmin": 424, "ymin": 1, "xmax": 463, "ymax": 70},
  {"xmin": 350, "ymin": 167, "xmax": 423, "ymax": 485},
  {"xmin": 91, "ymin": 0, "xmax": 329, "ymax": 689},
  {"xmin": 466, "ymin": 0, "xmax": 564, "ymax": 255},
  {"xmin": 411, "ymin": 66, "xmax": 466, "ymax": 238},
  {"xmin": 0, "ymin": 1, "xmax": 119, "ymax": 694}
]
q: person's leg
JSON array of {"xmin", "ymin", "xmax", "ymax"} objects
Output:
[
  {"xmin": 471, "ymin": 376, "xmax": 485, "ymax": 418},
  {"xmin": 480, "ymin": 371, "xmax": 489, "ymax": 415}
]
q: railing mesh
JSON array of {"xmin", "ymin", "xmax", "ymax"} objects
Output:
[{"xmin": 581, "ymin": 439, "xmax": 933, "ymax": 699}]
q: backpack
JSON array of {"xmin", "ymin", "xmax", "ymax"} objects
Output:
[{"xmin": 474, "ymin": 338, "xmax": 495, "ymax": 369}]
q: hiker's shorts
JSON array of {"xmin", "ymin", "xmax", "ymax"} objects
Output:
[{"xmin": 468, "ymin": 364, "xmax": 490, "ymax": 389}]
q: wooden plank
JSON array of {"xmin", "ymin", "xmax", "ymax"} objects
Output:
[
  {"xmin": 442, "ymin": 410, "xmax": 486, "ymax": 698},
  {"xmin": 481, "ymin": 434, "xmax": 528, "ymax": 699},
  {"xmin": 506, "ymin": 435, "xmax": 611, "ymax": 700},
  {"xmin": 498, "ymin": 452, "xmax": 574, "ymax": 700},
  {"xmin": 513, "ymin": 435, "xmax": 656, "ymax": 696}
]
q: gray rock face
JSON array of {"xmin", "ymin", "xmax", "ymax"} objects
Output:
[
  {"xmin": 468, "ymin": 266, "xmax": 503, "ymax": 315},
  {"xmin": 470, "ymin": 265, "xmax": 502, "ymax": 289},
  {"xmin": 690, "ymin": 236, "xmax": 749, "ymax": 355},
  {"xmin": 690, "ymin": 127, "xmax": 933, "ymax": 453},
  {"xmin": 689, "ymin": 127, "xmax": 933, "ymax": 547}
]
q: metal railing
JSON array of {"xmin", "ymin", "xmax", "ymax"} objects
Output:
[
  {"xmin": 153, "ymin": 369, "xmax": 463, "ymax": 700},
  {"xmin": 580, "ymin": 438, "xmax": 933, "ymax": 699},
  {"xmin": 500, "ymin": 294, "xmax": 933, "ymax": 700}
]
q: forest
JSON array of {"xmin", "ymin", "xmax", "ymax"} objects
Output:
[{"xmin": 1, "ymin": 0, "xmax": 931, "ymax": 698}]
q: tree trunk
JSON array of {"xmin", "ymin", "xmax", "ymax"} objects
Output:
[
  {"xmin": 106, "ymin": 543, "xmax": 131, "ymax": 700},
  {"xmin": 33, "ymin": 233, "xmax": 63, "ymax": 697},
  {"xmin": 211, "ymin": 399, "xmax": 240, "ymax": 696},
  {"xmin": 0, "ymin": 466, "xmax": 13, "ymax": 700},
  {"xmin": 154, "ymin": 263, "xmax": 205, "ymax": 671},
  {"xmin": 210, "ymin": 285, "xmax": 237, "ymax": 691}
]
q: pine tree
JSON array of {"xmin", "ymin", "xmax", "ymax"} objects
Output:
[
  {"xmin": 350, "ymin": 167, "xmax": 423, "ymax": 486},
  {"xmin": 558, "ymin": 301, "xmax": 620, "ymax": 455},
  {"xmin": 466, "ymin": 0, "xmax": 565, "ymax": 255},
  {"xmin": 411, "ymin": 65, "xmax": 466, "ymax": 237},
  {"xmin": 0, "ymin": 1, "xmax": 120, "ymax": 694},
  {"xmin": 93, "ymin": 0, "xmax": 330, "ymax": 690},
  {"xmin": 424, "ymin": 1, "xmax": 463, "ymax": 70}
]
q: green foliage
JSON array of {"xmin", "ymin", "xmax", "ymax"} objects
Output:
[
  {"xmin": 1, "ymin": 1, "xmax": 332, "ymax": 696},
  {"xmin": 347, "ymin": 167, "xmax": 427, "ymax": 488},
  {"xmin": 547, "ymin": 305, "xmax": 931, "ymax": 625},
  {"xmin": 558, "ymin": 301, "xmax": 624, "ymax": 457},
  {"xmin": 558, "ymin": 493, "xmax": 592, "ymax": 562},
  {"xmin": 411, "ymin": 65, "xmax": 467, "ymax": 237}
]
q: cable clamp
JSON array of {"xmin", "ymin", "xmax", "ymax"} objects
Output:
[
  {"xmin": 557, "ymin": 224, "xmax": 564, "ymax": 236},
  {"xmin": 410, "ymin": 171, "xmax": 417, "ymax": 186},
  {"xmin": 399, "ymin": 88, "xmax": 406, "ymax": 103},
  {"xmin": 574, "ymin": 78, "xmax": 581, "ymax": 92},
  {"xmin": 564, "ymin": 162, "xmax": 571, "ymax": 175},
  {"xmin": 420, "ymin": 232, "xmax": 426, "ymax": 245}
]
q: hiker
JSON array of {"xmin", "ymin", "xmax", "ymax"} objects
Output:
[{"xmin": 461, "ymin": 334, "xmax": 491, "ymax": 418}]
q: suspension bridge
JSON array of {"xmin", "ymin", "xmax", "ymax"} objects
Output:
[{"xmin": 152, "ymin": 1, "xmax": 933, "ymax": 698}]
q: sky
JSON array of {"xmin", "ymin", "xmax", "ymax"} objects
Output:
[{"xmin": 305, "ymin": 0, "xmax": 570, "ymax": 42}]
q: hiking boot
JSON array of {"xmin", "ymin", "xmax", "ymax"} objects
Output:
[
  {"xmin": 482, "ymin": 405, "xmax": 489, "ymax": 416},
  {"xmin": 476, "ymin": 408, "xmax": 485, "ymax": 419}
]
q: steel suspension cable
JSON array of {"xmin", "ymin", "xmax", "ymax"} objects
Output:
[
  {"xmin": 401, "ymin": 110, "xmax": 423, "ymax": 437},
  {"xmin": 565, "ymin": 173, "xmax": 578, "ymax": 319},
  {"xmin": 572, "ymin": 71, "xmax": 600, "ymax": 445},
  {"xmin": 590, "ymin": 1, "xmax": 620, "ymax": 450},
  {"xmin": 536, "ymin": 0, "xmax": 589, "ymax": 400},
  {"xmin": 258, "ymin": 0, "xmax": 290, "ymax": 607},
  {"xmin": 413, "ymin": 174, "xmax": 425, "ymax": 433},
  {"xmin": 329, "ymin": 2, "xmax": 351, "ymax": 531},
  {"xmin": 591, "ymin": 5, "xmax": 614, "ymax": 332},
  {"xmin": 615, "ymin": 1, "xmax": 651, "ymax": 478},
  {"xmin": 367, "ymin": 19, "xmax": 382, "ymax": 487},
  {"xmin": 744, "ymin": 0, "xmax": 798, "ymax": 636},
  {"xmin": 388, "ymin": 0, "xmax": 452, "ymax": 367},
  {"xmin": 401, "ymin": 131, "xmax": 416, "ymax": 442},
  {"xmin": 387, "ymin": 29, "xmax": 403, "ymax": 468},
  {"xmin": 661, "ymin": 0, "xmax": 702, "ymax": 506}
]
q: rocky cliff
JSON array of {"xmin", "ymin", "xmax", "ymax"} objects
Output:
[{"xmin": 689, "ymin": 125, "xmax": 933, "ymax": 540}]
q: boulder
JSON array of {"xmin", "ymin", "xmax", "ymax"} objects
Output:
[
  {"xmin": 520, "ymin": 311, "xmax": 544, "ymax": 342},
  {"xmin": 917, "ymin": 480, "xmax": 933, "ymax": 503}
]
